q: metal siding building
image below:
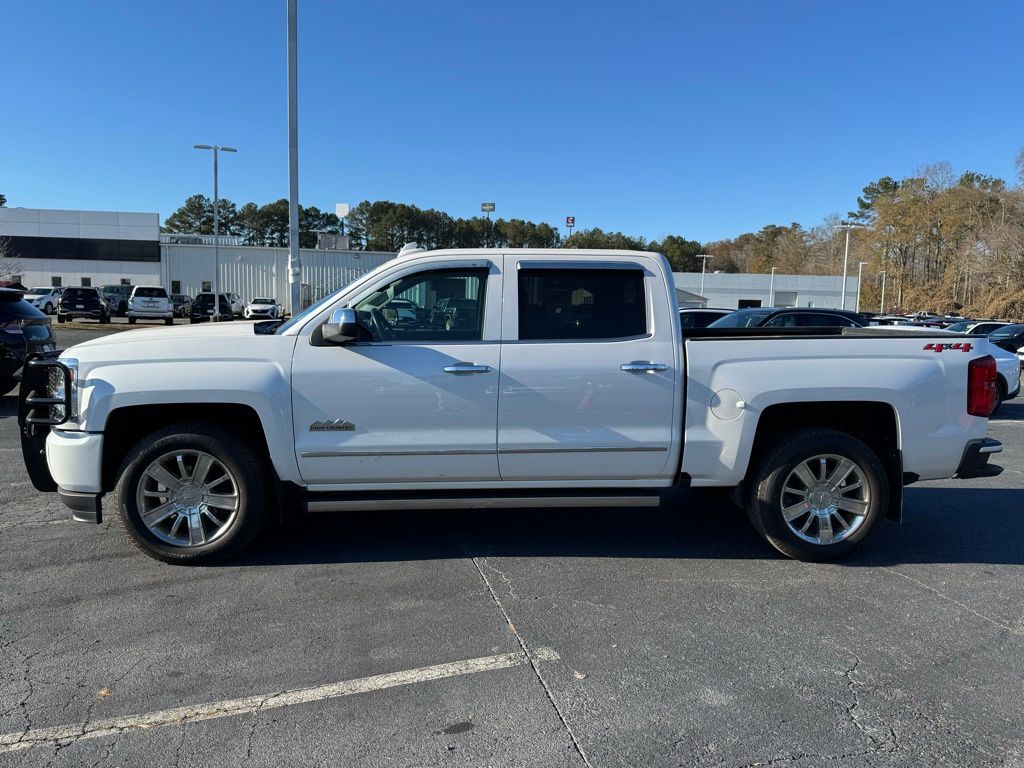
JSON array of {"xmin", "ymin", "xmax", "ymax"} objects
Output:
[
  {"xmin": 673, "ymin": 272, "xmax": 860, "ymax": 310},
  {"xmin": 160, "ymin": 244, "xmax": 395, "ymax": 311}
]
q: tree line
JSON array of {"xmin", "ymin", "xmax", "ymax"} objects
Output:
[
  {"xmin": 162, "ymin": 196, "xmax": 706, "ymax": 272},
  {"xmin": 160, "ymin": 146, "xmax": 1024, "ymax": 318},
  {"xmin": 162, "ymin": 194, "xmax": 344, "ymax": 249}
]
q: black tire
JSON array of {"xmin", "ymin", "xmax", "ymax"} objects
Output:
[
  {"xmin": 190, "ymin": 317, "xmax": 199, "ymax": 324},
  {"xmin": 100, "ymin": 313, "xmax": 110, "ymax": 325},
  {"xmin": 128, "ymin": 317, "xmax": 136, "ymax": 325},
  {"xmin": 992, "ymin": 379, "xmax": 1006, "ymax": 417},
  {"xmin": 0, "ymin": 377, "xmax": 17, "ymax": 396},
  {"xmin": 114, "ymin": 423, "xmax": 269, "ymax": 564},
  {"xmin": 164, "ymin": 317, "xmax": 174, "ymax": 326},
  {"xmin": 57, "ymin": 314, "xmax": 66, "ymax": 324},
  {"xmin": 44, "ymin": 302, "xmax": 53, "ymax": 314},
  {"xmin": 745, "ymin": 428, "xmax": 888, "ymax": 562}
]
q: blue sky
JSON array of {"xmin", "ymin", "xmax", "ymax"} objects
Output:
[{"xmin": 3, "ymin": 1, "xmax": 1021, "ymax": 242}]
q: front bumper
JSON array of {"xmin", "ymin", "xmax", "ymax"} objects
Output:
[
  {"xmin": 955, "ymin": 438, "xmax": 1003, "ymax": 479},
  {"xmin": 46, "ymin": 429, "xmax": 104, "ymax": 492}
]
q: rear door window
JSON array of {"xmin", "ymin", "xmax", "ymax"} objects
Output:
[
  {"xmin": 794, "ymin": 313, "xmax": 859, "ymax": 328},
  {"xmin": 517, "ymin": 268, "xmax": 646, "ymax": 340}
]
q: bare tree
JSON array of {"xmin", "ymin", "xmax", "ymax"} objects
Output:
[{"xmin": 0, "ymin": 237, "xmax": 23, "ymax": 284}]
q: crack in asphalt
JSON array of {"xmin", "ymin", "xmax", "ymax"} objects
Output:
[
  {"xmin": 882, "ymin": 567, "xmax": 1020, "ymax": 636},
  {"xmin": 840, "ymin": 654, "xmax": 898, "ymax": 754},
  {"xmin": 461, "ymin": 547, "xmax": 593, "ymax": 768}
]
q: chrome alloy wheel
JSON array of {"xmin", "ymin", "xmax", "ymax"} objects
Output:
[
  {"xmin": 780, "ymin": 454, "xmax": 870, "ymax": 545},
  {"xmin": 135, "ymin": 450, "xmax": 240, "ymax": 547}
]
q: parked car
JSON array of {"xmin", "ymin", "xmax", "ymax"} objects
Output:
[
  {"xmin": 189, "ymin": 293, "xmax": 234, "ymax": 323},
  {"xmin": 429, "ymin": 297, "xmax": 480, "ymax": 331},
  {"xmin": 24, "ymin": 287, "xmax": 63, "ymax": 315},
  {"xmin": 57, "ymin": 287, "xmax": 110, "ymax": 324},
  {"xmin": 987, "ymin": 324, "xmax": 1024, "ymax": 356},
  {"xmin": 227, "ymin": 293, "xmax": 245, "ymax": 317},
  {"xmin": 679, "ymin": 308, "xmax": 731, "ymax": 329},
  {"xmin": 99, "ymin": 285, "xmax": 132, "ymax": 316},
  {"xmin": 0, "ymin": 288, "xmax": 55, "ymax": 395},
  {"xmin": 170, "ymin": 294, "xmax": 193, "ymax": 317},
  {"xmin": 20, "ymin": 248, "xmax": 1003, "ymax": 565},
  {"xmin": 244, "ymin": 297, "xmax": 282, "ymax": 319},
  {"xmin": 127, "ymin": 286, "xmax": 173, "ymax": 325},
  {"xmin": 945, "ymin": 320, "xmax": 1010, "ymax": 335},
  {"xmin": 708, "ymin": 307, "xmax": 868, "ymax": 329},
  {"xmin": 990, "ymin": 346, "xmax": 1021, "ymax": 414}
]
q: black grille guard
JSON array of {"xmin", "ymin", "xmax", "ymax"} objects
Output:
[{"xmin": 18, "ymin": 351, "xmax": 72, "ymax": 493}]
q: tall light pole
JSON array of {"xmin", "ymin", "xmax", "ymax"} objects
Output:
[
  {"xmin": 697, "ymin": 254, "xmax": 713, "ymax": 298},
  {"xmin": 193, "ymin": 144, "xmax": 237, "ymax": 321},
  {"xmin": 287, "ymin": 0, "xmax": 302, "ymax": 316},
  {"xmin": 768, "ymin": 266, "xmax": 777, "ymax": 307},
  {"xmin": 855, "ymin": 261, "xmax": 868, "ymax": 312},
  {"xmin": 834, "ymin": 222, "xmax": 865, "ymax": 310},
  {"xmin": 879, "ymin": 270, "xmax": 887, "ymax": 314}
]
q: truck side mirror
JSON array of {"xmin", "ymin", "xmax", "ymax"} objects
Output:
[{"xmin": 322, "ymin": 308, "xmax": 359, "ymax": 345}]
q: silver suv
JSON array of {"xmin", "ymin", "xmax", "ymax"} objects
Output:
[{"xmin": 127, "ymin": 286, "xmax": 173, "ymax": 325}]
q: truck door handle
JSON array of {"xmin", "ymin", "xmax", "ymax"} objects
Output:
[
  {"xmin": 443, "ymin": 363, "xmax": 492, "ymax": 374},
  {"xmin": 621, "ymin": 362, "xmax": 669, "ymax": 374}
]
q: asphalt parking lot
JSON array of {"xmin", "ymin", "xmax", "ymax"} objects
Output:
[{"xmin": 2, "ymin": 325, "xmax": 1023, "ymax": 767}]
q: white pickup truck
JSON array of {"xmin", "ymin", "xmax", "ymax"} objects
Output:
[{"xmin": 19, "ymin": 248, "xmax": 1004, "ymax": 564}]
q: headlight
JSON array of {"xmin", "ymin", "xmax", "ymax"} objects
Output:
[{"xmin": 52, "ymin": 357, "xmax": 80, "ymax": 422}]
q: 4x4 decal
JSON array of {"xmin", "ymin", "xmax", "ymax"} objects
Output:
[{"xmin": 923, "ymin": 342, "xmax": 973, "ymax": 353}]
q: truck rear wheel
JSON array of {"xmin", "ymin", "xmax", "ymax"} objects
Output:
[
  {"xmin": 114, "ymin": 423, "xmax": 268, "ymax": 564},
  {"xmin": 746, "ymin": 428, "xmax": 888, "ymax": 561}
]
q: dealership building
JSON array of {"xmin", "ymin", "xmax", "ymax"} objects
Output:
[
  {"xmin": 674, "ymin": 271, "xmax": 860, "ymax": 310},
  {"xmin": 0, "ymin": 207, "xmax": 395, "ymax": 312}
]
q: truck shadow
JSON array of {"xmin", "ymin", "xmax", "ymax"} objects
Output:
[{"xmin": 236, "ymin": 486, "xmax": 1024, "ymax": 568}]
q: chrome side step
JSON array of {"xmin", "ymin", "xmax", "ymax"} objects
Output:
[{"xmin": 306, "ymin": 494, "xmax": 662, "ymax": 513}]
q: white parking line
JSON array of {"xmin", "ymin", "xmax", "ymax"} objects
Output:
[{"xmin": 0, "ymin": 647, "xmax": 560, "ymax": 753}]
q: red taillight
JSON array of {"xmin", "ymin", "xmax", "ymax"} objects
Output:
[{"xmin": 967, "ymin": 355, "xmax": 998, "ymax": 417}]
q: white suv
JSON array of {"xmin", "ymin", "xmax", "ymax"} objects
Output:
[
  {"xmin": 25, "ymin": 287, "xmax": 63, "ymax": 314},
  {"xmin": 127, "ymin": 286, "xmax": 173, "ymax": 325}
]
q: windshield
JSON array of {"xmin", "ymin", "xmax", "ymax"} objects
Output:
[
  {"xmin": 945, "ymin": 321, "xmax": 971, "ymax": 333},
  {"xmin": 26, "ymin": 288, "xmax": 49, "ymax": 295},
  {"xmin": 274, "ymin": 292, "xmax": 340, "ymax": 334},
  {"xmin": 253, "ymin": 298, "xmax": 276, "ymax": 304},
  {"xmin": 708, "ymin": 310, "xmax": 771, "ymax": 328}
]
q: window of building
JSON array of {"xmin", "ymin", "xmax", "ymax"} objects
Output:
[
  {"xmin": 737, "ymin": 299, "xmax": 762, "ymax": 308},
  {"xmin": 201, "ymin": 281, "xmax": 212, "ymax": 292},
  {"xmin": 51, "ymin": 276, "xmax": 62, "ymax": 287},
  {"xmin": 518, "ymin": 268, "xmax": 646, "ymax": 340},
  {"xmin": 81, "ymin": 277, "xmax": 92, "ymax": 287},
  {"xmin": 120, "ymin": 278, "xmax": 132, "ymax": 286},
  {"xmin": 171, "ymin": 280, "xmax": 181, "ymax": 294},
  {"xmin": 354, "ymin": 268, "xmax": 488, "ymax": 342}
]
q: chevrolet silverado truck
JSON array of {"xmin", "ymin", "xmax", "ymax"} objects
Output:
[{"xmin": 18, "ymin": 248, "xmax": 1004, "ymax": 564}]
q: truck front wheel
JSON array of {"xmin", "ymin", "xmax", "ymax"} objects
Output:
[
  {"xmin": 114, "ymin": 423, "xmax": 268, "ymax": 564},
  {"xmin": 746, "ymin": 428, "xmax": 888, "ymax": 562}
]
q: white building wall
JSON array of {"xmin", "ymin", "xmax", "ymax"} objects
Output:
[
  {"xmin": 0, "ymin": 208, "xmax": 159, "ymax": 240},
  {"xmin": 674, "ymin": 272, "xmax": 860, "ymax": 310},
  {"xmin": 162, "ymin": 244, "xmax": 395, "ymax": 312},
  {"xmin": 15, "ymin": 259, "xmax": 161, "ymax": 290}
]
